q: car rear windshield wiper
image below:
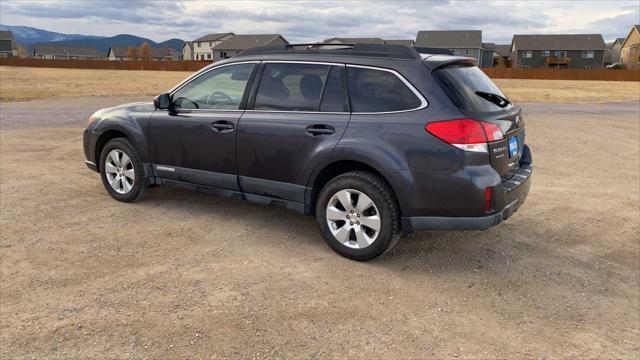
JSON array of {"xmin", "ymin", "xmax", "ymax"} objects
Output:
[{"xmin": 475, "ymin": 91, "xmax": 511, "ymax": 108}]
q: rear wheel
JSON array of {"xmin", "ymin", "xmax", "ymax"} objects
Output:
[
  {"xmin": 316, "ymin": 171, "xmax": 400, "ymax": 260},
  {"xmin": 99, "ymin": 138, "xmax": 147, "ymax": 202}
]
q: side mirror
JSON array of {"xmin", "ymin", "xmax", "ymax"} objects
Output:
[{"xmin": 154, "ymin": 93, "xmax": 172, "ymax": 110}]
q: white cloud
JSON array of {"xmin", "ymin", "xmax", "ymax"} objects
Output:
[{"xmin": 0, "ymin": 0, "xmax": 637, "ymax": 43}]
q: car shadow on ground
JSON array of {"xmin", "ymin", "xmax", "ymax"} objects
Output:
[{"xmin": 135, "ymin": 184, "xmax": 541, "ymax": 276}]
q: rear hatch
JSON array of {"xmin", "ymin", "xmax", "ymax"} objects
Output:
[{"xmin": 431, "ymin": 63, "xmax": 524, "ymax": 178}]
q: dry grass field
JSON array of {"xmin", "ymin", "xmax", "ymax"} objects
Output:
[
  {"xmin": 1, "ymin": 66, "xmax": 639, "ymax": 103},
  {"xmin": 0, "ymin": 66, "xmax": 188, "ymax": 101}
]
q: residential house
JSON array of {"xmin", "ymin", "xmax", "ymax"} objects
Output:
[
  {"xmin": 494, "ymin": 44, "xmax": 512, "ymax": 67},
  {"xmin": 604, "ymin": 38, "xmax": 625, "ymax": 66},
  {"xmin": 323, "ymin": 37, "xmax": 386, "ymax": 44},
  {"xmin": 192, "ymin": 33, "xmax": 234, "ymax": 60},
  {"xmin": 620, "ymin": 25, "xmax": 640, "ymax": 69},
  {"xmin": 212, "ymin": 34, "xmax": 288, "ymax": 60},
  {"xmin": 182, "ymin": 41, "xmax": 194, "ymax": 60},
  {"xmin": 481, "ymin": 43, "xmax": 512, "ymax": 67},
  {"xmin": 481, "ymin": 43, "xmax": 497, "ymax": 67},
  {"xmin": 511, "ymin": 34, "xmax": 606, "ymax": 69},
  {"xmin": 107, "ymin": 46, "xmax": 130, "ymax": 60},
  {"xmin": 33, "ymin": 45, "xmax": 102, "ymax": 60},
  {"xmin": 107, "ymin": 46, "xmax": 180, "ymax": 61},
  {"xmin": 149, "ymin": 47, "xmax": 180, "ymax": 61},
  {"xmin": 415, "ymin": 30, "xmax": 482, "ymax": 62},
  {"xmin": 0, "ymin": 30, "xmax": 15, "ymax": 58}
]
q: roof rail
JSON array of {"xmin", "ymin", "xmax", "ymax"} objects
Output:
[{"xmin": 239, "ymin": 43, "xmax": 420, "ymax": 60}]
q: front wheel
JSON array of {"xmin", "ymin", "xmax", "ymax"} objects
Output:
[
  {"xmin": 316, "ymin": 171, "xmax": 400, "ymax": 261},
  {"xmin": 99, "ymin": 138, "xmax": 147, "ymax": 202}
]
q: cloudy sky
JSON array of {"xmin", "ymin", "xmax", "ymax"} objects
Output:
[{"xmin": 0, "ymin": 0, "xmax": 638, "ymax": 43}]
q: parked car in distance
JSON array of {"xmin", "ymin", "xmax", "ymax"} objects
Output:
[{"xmin": 83, "ymin": 44, "xmax": 532, "ymax": 261}]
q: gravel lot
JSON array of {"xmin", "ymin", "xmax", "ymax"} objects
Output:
[{"xmin": 1, "ymin": 96, "xmax": 638, "ymax": 358}]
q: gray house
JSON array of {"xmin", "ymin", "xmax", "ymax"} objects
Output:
[
  {"xmin": 0, "ymin": 30, "xmax": 15, "ymax": 58},
  {"xmin": 192, "ymin": 33, "xmax": 234, "ymax": 60},
  {"xmin": 481, "ymin": 43, "xmax": 512, "ymax": 67},
  {"xmin": 415, "ymin": 30, "xmax": 482, "ymax": 62},
  {"xmin": 511, "ymin": 34, "xmax": 606, "ymax": 69},
  {"xmin": 33, "ymin": 45, "xmax": 102, "ymax": 60},
  {"xmin": 212, "ymin": 34, "xmax": 288, "ymax": 60},
  {"xmin": 481, "ymin": 43, "xmax": 497, "ymax": 67}
]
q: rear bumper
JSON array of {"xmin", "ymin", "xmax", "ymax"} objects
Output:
[
  {"xmin": 400, "ymin": 146, "xmax": 532, "ymax": 234},
  {"xmin": 401, "ymin": 169, "xmax": 530, "ymax": 232}
]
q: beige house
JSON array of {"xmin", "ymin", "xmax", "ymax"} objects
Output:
[
  {"xmin": 182, "ymin": 41, "xmax": 193, "ymax": 60},
  {"xmin": 620, "ymin": 25, "xmax": 640, "ymax": 69},
  {"xmin": 192, "ymin": 33, "xmax": 234, "ymax": 60}
]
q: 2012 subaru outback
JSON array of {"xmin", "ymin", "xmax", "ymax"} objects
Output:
[{"xmin": 83, "ymin": 44, "xmax": 532, "ymax": 261}]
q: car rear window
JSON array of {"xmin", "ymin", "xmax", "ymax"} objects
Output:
[
  {"xmin": 433, "ymin": 64, "xmax": 511, "ymax": 112},
  {"xmin": 347, "ymin": 67, "xmax": 422, "ymax": 113}
]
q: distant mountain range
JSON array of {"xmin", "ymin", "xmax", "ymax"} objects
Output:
[{"xmin": 0, "ymin": 24, "xmax": 184, "ymax": 53}]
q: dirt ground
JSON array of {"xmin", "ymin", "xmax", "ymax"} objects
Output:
[
  {"xmin": 2, "ymin": 66, "xmax": 640, "ymax": 104},
  {"xmin": 1, "ymin": 84, "xmax": 639, "ymax": 357}
]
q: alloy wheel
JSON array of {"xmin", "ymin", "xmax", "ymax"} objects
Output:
[
  {"xmin": 325, "ymin": 189, "xmax": 381, "ymax": 249},
  {"xmin": 104, "ymin": 149, "xmax": 135, "ymax": 194}
]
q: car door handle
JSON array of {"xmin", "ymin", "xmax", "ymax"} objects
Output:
[
  {"xmin": 211, "ymin": 121, "xmax": 234, "ymax": 132},
  {"xmin": 306, "ymin": 125, "xmax": 334, "ymax": 136}
]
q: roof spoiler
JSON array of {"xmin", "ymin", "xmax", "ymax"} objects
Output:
[{"xmin": 422, "ymin": 55, "xmax": 477, "ymax": 71}]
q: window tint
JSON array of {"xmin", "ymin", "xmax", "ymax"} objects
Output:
[
  {"xmin": 173, "ymin": 63, "xmax": 255, "ymax": 110},
  {"xmin": 433, "ymin": 64, "xmax": 511, "ymax": 112},
  {"xmin": 347, "ymin": 67, "xmax": 422, "ymax": 113},
  {"xmin": 320, "ymin": 66, "xmax": 349, "ymax": 112},
  {"xmin": 254, "ymin": 63, "xmax": 330, "ymax": 111}
]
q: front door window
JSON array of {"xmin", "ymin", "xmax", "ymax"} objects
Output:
[{"xmin": 172, "ymin": 63, "xmax": 256, "ymax": 110}]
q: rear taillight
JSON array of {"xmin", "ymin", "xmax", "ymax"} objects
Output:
[{"xmin": 425, "ymin": 118, "xmax": 504, "ymax": 152}]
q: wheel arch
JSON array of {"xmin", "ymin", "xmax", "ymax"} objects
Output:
[
  {"xmin": 305, "ymin": 159, "xmax": 401, "ymax": 217},
  {"xmin": 94, "ymin": 128, "xmax": 135, "ymax": 172}
]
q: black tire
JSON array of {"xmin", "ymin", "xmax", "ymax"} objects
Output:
[
  {"xmin": 316, "ymin": 171, "xmax": 401, "ymax": 261},
  {"xmin": 99, "ymin": 138, "xmax": 147, "ymax": 203}
]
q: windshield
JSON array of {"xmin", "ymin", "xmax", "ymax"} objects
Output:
[{"xmin": 433, "ymin": 64, "xmax": 512, "ymax": 112}]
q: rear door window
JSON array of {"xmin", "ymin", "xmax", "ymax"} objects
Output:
[
  {"xmin": 346, "ymin": 66, "xmax": 422, "ymax": 113},
  {"xmin": 254, "ymin": 63, "xmax": 330, "ymax": 111},
  {"xmin": 433, "ymin": 64, "xmax": 512, "ymax": 112}
]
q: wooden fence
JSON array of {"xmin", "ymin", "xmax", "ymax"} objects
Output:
[
  {"xmin": 0, "ymin": 58, "xmax": 212, "ymax": 72},
  {"xmin": 482, "ymin": 67, "xmax": 640, "ymax": 81},
  {"xmin": 1, "ymin": 58, "xmax": 639, "ymax": 81}
]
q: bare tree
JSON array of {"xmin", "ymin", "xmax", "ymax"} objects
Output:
[
  {"xmin": 127, "ymin": 46, "xmax": 137, "ymax": 60},
  {"xmin": 139, "ymin": 43, "xmax": 150, "ymax": 61}
]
